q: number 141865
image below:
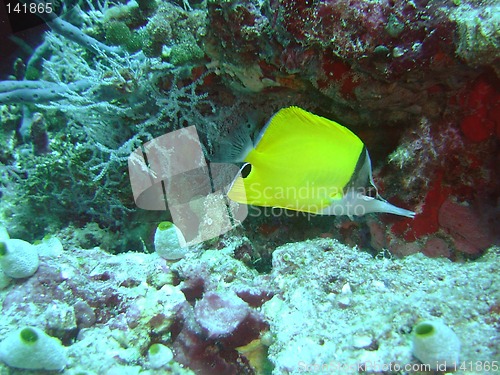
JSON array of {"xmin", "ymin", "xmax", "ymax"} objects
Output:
[{"xmin": 6, "ymin": 2, "xmax": 53, "ymax": 14}]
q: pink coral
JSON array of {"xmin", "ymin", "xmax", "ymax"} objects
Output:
[
  {"xmin": 367, "ymin": 219, "xmax": 387, "ymax": 252},
  {"xmin": 422, "ymin": 237, "xmax": 451, "ymax": 258},
  {"xmin": 194, "ymin": 291, "xmax": 250, "ymax": 338},
  {"xmin": 438, "ymin": 198, "xmax": 494, "ymax": 256}
]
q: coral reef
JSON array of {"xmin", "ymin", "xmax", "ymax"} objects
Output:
[
  {"xmin": 0, "ymin": 231, "xmax": 497, "ymax": 374},
  {"xmin": 263, "ymin": 239, "xmax": 499, "ymax": 374},
  {"xmin": 0, "ymin": 0, "xmax": 499, "ymax": 372},
  {"xmin": 203, "ymin": 0, "xmax": 500, "ymax": 257}
]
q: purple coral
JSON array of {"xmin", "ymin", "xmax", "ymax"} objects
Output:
[{"xmin": 194, "ymin": 291, "xmax": 250, "ymax": 339}]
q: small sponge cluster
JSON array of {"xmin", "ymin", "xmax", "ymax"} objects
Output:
[
  {"xmin": 0, "ymin": 238, "xmax": 39, "ymax": 280},
  {"xmin": 0, "ymin": 227, "xmax": 63, "ymax": 288}
]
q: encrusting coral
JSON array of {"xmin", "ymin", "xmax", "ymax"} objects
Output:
[{"xmin": 0, "ymin": 230, "xmax": 496, "ymax": 374}]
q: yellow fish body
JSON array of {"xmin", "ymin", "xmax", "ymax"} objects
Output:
[{"xmin": 227, "ymin": 106, "xmax": 415, "ymax": 219}]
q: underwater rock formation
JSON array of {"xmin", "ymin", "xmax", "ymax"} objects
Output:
[{"xmin": 0, "ymin": 231, "xmax": 497, "ymax": 374}]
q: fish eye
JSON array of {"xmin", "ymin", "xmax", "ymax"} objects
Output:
[{"xmin": 241, "ymin": 163, "xmax": 252, "ymax": 178}]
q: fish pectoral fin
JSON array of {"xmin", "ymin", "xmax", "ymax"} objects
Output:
[{"xmin": 227, "ymin": 175, "xmax": 247, "ymax": 204}]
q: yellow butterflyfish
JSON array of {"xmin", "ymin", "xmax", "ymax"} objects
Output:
[{"xmin": 226, "ymin": 106, "xmax": 415, "ymax": 219}]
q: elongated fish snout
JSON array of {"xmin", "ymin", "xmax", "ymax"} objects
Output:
[{"xmin": 321, "ymin": 190, "xmax": 415, "ymax": 219}]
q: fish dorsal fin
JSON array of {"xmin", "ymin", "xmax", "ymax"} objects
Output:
[
  {"xmin": 251, "ymin": 106, "xmax": 362, "ymax": 155},
  {"xmin": 227, "ymin": 126, "xmax": 254, "ymax": 162},
  {"xmin": 210, "ymin": 125, "xmax": 254, "ymax": 163}
]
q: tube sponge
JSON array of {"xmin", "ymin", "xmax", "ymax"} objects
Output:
[
  {"xmin": 0, "ymin": 327, "xmax": 67, "ymax": 370},
  {"xmin": 34, "ymin": 235, "xmax": 64, "ymax": 257},
  {"xmin": 147, "ymin": 343, "xmax": 174, "ymax": 369},
  {"xmin": 154, "ymin": 221, "xmax": 187, "ymax": 260},
  {"xmin": 411, "ymin": 320, "xmax": 460, "ymax": 370},
  {"xmin": 0, "ymin": 239, "xmax": 39, "ymax": 278}
]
